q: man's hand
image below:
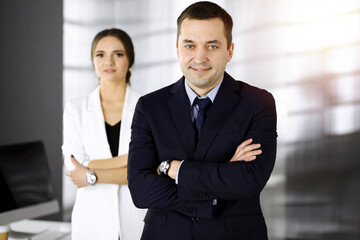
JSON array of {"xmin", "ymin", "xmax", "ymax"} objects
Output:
[
  {"xmin": 168, "ymin": 160, "xmax": 181, "ymax": 180},
  {"xmin": 157, "ymin": 160, "xmax": 181, "ymax": 180},
  {"xmin": 66, "ymin": 156, "xmax": 88, "ymax": 188},
  {"xmin": 230, "ymin": 138, "xmax": 262, "ymax": 162}
]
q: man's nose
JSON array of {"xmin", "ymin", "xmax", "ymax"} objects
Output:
[{"xmin": 194, "ymin": 47, "xmax": 208, "ymax": 63}]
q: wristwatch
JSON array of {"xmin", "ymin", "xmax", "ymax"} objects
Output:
[
  {"xmin": 159, "ymin": 159, "xmax": 173, "ymax": 176},
  {"xmin": 86, "ymin": 169, "xmax": 97, "ymax": 185}
]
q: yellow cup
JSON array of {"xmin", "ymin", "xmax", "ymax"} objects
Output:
[{"xmin": 0, "ymin": 226, "xmax": 9, "ymax": 240}]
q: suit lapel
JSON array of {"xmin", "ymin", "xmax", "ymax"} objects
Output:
[
  {"xmin": 194, "ymin": 73, "xmax": 241, "ymax": 161},
  {"xmin": 168, "ymin": 78, "xmax": 196, "ymax": 157}
]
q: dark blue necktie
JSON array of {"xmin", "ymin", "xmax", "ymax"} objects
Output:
[{"xmin": 194, "ymin": 97, "xmax": 212, "ymax": 139}]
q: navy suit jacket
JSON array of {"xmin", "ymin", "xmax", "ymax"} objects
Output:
[{"xmin": 128, "ymin": 72, "xmax": 277, "ymax": 240}]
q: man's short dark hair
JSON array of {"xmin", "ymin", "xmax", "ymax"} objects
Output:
[{"xmin": 177, "ymin": 1, "xmax": 233, "ymax": 49}]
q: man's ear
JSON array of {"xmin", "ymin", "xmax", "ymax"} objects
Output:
[
  {"xmin": 227, "ymin": 43, "xmax": 234, "ymax": 62},
  {"xmin": 176, "ymin": 41, "xmax": 179, "ymax": 58}
]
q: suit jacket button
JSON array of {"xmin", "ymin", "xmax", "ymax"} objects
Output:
[
  {"xmin": 199, "ymin": 192, "xmax": 209, "ymax": 199},
  {"xmin": 192, "ymin": 217, "xmax": 199, "ymax": 222},
  {"xmin": 183, "ymin": 208, "xmax": 190, "ymax": 214}
]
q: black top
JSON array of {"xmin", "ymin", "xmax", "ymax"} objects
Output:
[{"xmin": 105, "ymin": 121, "xmax": 121, "ymax": 157}]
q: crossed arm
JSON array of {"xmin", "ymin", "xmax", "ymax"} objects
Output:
[
  {"xmin": 66, "ymin": 154, "xmax": 128, "ymax": 188},
  {"xmin": 63, "ymin": 101, "xmax": 130, "ymax": 188},
  {"xmin": 165, "ymin": 138, "xmax": 262, "ymax": 179}
]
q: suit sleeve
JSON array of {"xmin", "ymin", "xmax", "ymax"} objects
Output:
[
  {"xmin": 62, "ymin": 101, "xmax": 88, "ymax": 171},
  {"xmin": 128, "ymin": 97, "xmax": 213, "ymax": 219},
  {"xmin": 177, "ymin": 91, "xmax": 277, "ymax": 201}
]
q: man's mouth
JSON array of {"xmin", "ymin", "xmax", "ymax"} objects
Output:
[{"xmin": 189, "ymin": 66, "xmax": 211, "ymax": 72}]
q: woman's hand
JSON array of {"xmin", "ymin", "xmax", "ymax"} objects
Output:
[
  {"xmin": 66, "ymin": 156, "xmax": 88, "ymax": 188},
  {"xmin": 230, "ymin": 138, "xmax": 262, "ymax": 162}
]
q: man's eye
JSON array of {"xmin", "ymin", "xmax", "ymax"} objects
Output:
[
  {"xmin": 185, "ymin": 45, "xmax": 194, "ymax": 49},
  {"xmin": 209, "ymin": 45, "xmax": 217, "ymax": 50},
  {"xmin": 96, "ymin": 54, "xmax": 103, "ymax": 58}
]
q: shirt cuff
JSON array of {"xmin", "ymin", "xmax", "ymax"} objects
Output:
[{"xmin": 175, "ymin": 160, "xmax": 184, "ymax": 184}]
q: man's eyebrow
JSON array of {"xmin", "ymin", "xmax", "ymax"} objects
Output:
[
  {"xmin": 182, "ymin": 39, "xmax": 194, "ymax": 43},
  {"xmin": 207, "ymin": 40, "xmax": 221, "ymax": 45},
  {"xmin": 181, "ymin": 39, "xmax": 222, "ymax": 45}
]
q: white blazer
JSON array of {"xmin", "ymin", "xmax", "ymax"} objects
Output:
[{"xmin": 62, "ymin": 85, "xmax": 146, "ymax": 240}]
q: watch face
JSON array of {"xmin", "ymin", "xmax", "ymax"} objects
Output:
[
  {"xmin": 160, "ymin": 162, "xmax": 166, "ymax": 172},
  {"xmin": 87, "ymin": 170, "xmax": 96, "ymax": 185},
  {"xmin": 90, "ymin": 175, "xmax": 96, "ymax": 183},
  {"xmin": 160, "ymin": 160, "xmax": 170, "ymax": 175}
]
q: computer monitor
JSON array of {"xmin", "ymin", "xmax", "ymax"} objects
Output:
[{"xmin": 0, "ymin": 141, "xmax": 59, "ymax": 225}]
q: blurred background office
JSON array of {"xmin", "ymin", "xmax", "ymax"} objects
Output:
[{"xmin": 1, "ymin": 0, "xmax": 359, "ymax": 239}]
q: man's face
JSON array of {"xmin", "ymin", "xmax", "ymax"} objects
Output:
[{"xmin": 177, "ymin": 18, "xmax": 234, "ymax": 96}]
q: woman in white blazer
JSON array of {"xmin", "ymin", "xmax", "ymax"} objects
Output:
[{"xmin": 62, "ymin": 28, "xmax": 146, "ymax": 240}]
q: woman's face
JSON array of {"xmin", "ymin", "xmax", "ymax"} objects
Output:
[{"xmin": 93, "ymin": 36, "xmax": 129, "ymax": 83}]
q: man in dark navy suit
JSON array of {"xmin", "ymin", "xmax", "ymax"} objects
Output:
[{"xmin": 128, "ymin": 1, "xmax": 277, "ymax": 239}]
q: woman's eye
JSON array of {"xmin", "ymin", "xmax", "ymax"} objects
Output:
[
  {"xmin": 115, "ymin": 53, "xmax": 124, "ymax": 57},
  {"xmin": 96, "ymin": 53, "xmax": 103, "ymax": 58}
]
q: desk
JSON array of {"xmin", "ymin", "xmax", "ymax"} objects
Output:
[{"xmin": 8, "ymin": 219, "xmax": 71, "ymax": 240}]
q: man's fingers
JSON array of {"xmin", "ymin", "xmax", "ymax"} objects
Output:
[
  {"xmin": 237, "ymin": 141, "xmax": 260, "ymax": 153},
  {"xmin": 244, "ymin": 156, "xmax": 257, "ymax": 162},
  {"xmin": 230, "ymin": 149, "xmax": 262, "ymax": 162},
  {"xmin": 243, "ymin": 143, "xmax": 261, "ymax": 153},
  {"xmin": 235, "ymin": 143, "xmax": 261, "ymax": 157},
  {"xmin": 230, "ymin": 140, "xmax": 262, "ymax": 162},
  {"xmin": 242, "ymin": 149, "xmax": 262, "ymax": 160},
  {"xmin": 245, "ymin": 149, "xmax": 262, "ymax": 158},
  {"xmin": 156, "ymin": 166, "xmax": 160, "ymax": 175},
  {"xmin": 238, "ymin": 138, "xmax": 253, "ymax": 149}
]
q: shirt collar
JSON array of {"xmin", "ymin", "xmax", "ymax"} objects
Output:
[{"xmin": 184, "ymin": 78, "xmax": 223, "ymax": 106}]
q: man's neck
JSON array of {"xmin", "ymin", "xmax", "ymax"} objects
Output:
[{"xmin": 185, "ymin": 79, "xmax": 221, "ymax": 97}]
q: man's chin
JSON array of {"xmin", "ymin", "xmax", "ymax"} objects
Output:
[
  {"xmin": 186, "ymin": 78, "xmax": 211, "ymax": 88},
  {"xmin": 188, "ymin": 72, "xmax": 211, "ymax": 81}
]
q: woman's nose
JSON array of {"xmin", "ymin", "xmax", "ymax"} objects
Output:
[{"xmin": 104, "ymin": 56, "xmax": 114, "ymax": 66}]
